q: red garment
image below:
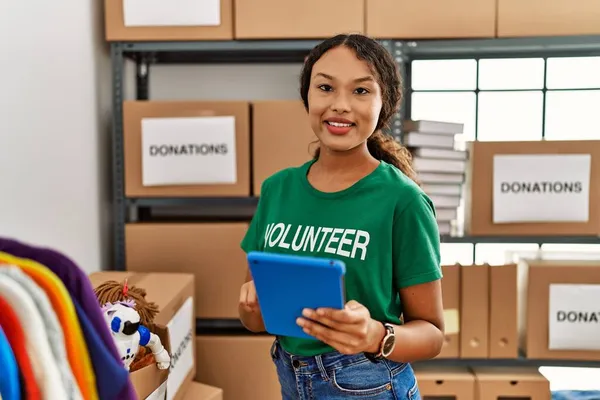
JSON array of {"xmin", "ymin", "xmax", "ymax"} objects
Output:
[{"xmin": 0, "ymin": 295, "xmax": 42, "ymax": 400}]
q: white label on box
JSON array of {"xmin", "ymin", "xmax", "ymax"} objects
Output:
[
  {"xmin": 123, "ymin": 0, "xmax": 221, "ymax": 27},
  {"xmin": 166, "ymin": 296, "xmax": 194, "ymax": 400},
  {"xmin": 492, "ymin": 154, "xmax": 591, "ymax": 223},
  {"xmin": 549, "ymin": 284, "xmax": 600, "ymax": 350},
  {"xmin": 443, "ymin": 308, "xmax": 459, "ymax": 335},
  {"xmin": 146, "ymin": 381, "xmax": 167, "ymax": 400},
  {"xmin": 141, "ymin": 116, "xmax": 237, "ymax": 187}
]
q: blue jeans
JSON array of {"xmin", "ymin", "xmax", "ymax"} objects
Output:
[{"xmin": 270, "ymin": 339, "xmax": 421, "ymax": 399}]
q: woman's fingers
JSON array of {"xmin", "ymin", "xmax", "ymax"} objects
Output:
[{"xmin": 239, "ymin": 281, "xmax": 259, "ymax": 312}]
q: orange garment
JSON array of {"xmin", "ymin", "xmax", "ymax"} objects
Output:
[{"xmin": 0, "ymin": 252, "xmax": 99, "ymax": 400}]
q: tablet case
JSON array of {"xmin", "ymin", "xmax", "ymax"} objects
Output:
[{"xmin": 247, "ymin": 251, "xmax": 346, "ymax": 340}]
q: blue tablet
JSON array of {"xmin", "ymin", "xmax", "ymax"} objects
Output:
[{"xmin": 247, "ymin": 251, "xmax": 346, "ymax": 340}]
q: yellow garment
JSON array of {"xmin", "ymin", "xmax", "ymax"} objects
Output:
[{"xmin": 0, "ymin": 251, "xmax": 99, "ymax": 400}]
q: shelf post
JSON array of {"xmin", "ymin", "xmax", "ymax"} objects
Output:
[
  {"xmin": 111, "ymin": 42, "xmax": 127, "ymax": 271},
  {"xmin": 380, "ymin": 40, "xmax": 408, "ymax": 143}
]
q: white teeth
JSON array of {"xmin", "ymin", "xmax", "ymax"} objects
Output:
[{"xmin": 328, "ymin": 121, "xmax": 352, "ymax": 127}]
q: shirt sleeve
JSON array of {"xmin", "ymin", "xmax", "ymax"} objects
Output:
[
  {"xmin": 240, "ymin": 179, "xmax": 271, "ymax": 254},
  {"xmin": 393, "ymin": 192, "xmax": 443, "ymax": 289}
]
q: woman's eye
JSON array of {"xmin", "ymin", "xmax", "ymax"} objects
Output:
[
  {"xmin": 354, "ymin": 87, "xmax": 369, "ymax": 95},
  {"xmin": 318, "ymin": 84, "xmax": 333, "ymax": 92}
]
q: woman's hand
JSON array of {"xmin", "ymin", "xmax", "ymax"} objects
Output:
[
  {"xmin": 296, "ymin": 300, "xmax": 386, "ymax": 355},
  {"xmin": 239, "ymin": 280, "xmax": 259, "ymax": 313},
  {"xmin": 238, "ymin": 280, "xmax": 265, "ymax": 332}
]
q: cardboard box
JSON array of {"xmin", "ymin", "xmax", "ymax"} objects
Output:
[
  {"xmin": 472, "ymin": 367, "xmax": 550, "ymax": 400},
  {"xmin": 123, "ymin": 101, "xmax": 251, "ymax": 198},
  {"xmin": 366, "ymin": 0, "xmax": 496, "ymax": 38},
  {"xmin": 497, "ymin": 0, "xmax": 600, "ymax": 37},
  {"xmin": 125, "ymin": 223, "xmax": 248, "ymax": 320},
  {"xmin": 489, "ymin": 264, "xmax": 518, "ymax": 358},
  {"xmin": 437, "ymin": 265, "xmax": 461, "ymax": 358},
  {"xmin": 252, "ymin": 101, "xmax": 317, "ymax": 195},
  {"xmin": 234, "ymin": 0, "xmax": 363, "ymax": 39},
  {"xmin": 520, "ymin": 259, "xmax": 600, "ymax": 360},
  {"xmin": 104, "ymin": 0, "xmax": 233, "ymax": 41},
  {"xmin": 460, "ymin": 264, "xmax": 489, "ymax": 359},
  {"xmin": 195, "ymin": 335, "xmax": 280, "ymax": 400},
  {"xmin": 414, "ymin": 366, "xmax": 475, "ymax": 400},
  {"xmin": 465, "ymin": 140, "xmax": 600, "ymax": 236},
  {"xmin": 88, "ymin": 271, "xmax": 196, "ymax": 400},
  {"xmin": 182, "ymin": 382, "xmax": 223, "ymax": 400}
]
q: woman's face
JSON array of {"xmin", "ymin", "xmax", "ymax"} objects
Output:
[{"xmin": 307, "ymin": 46, "xmax": 383, "ymax": 154}]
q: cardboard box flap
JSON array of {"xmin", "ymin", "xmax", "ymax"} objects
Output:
[
  {"xmin": 182, "ymin": 382, "xmax": 223, "ymax": 400},
  {"xmin": 525, "ymin": 259, "xmax": 600, "ymax": 268},
  {"xmin": 88, "ymin": 271, "xmax": 137, "ymax": 286},
  {"xmin": 473, "ymin": 367, "xmax": 548, "ymax": 382},
  {"xmin": 132, "ymin": 272, "xmax": 195, "ymax": 326},
  {"xmin": 414, "ymin": 366, "xmax": 474, "ymax": 381}
]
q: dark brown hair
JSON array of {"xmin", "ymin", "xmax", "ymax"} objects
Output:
[{"xmin": 299, "ymin": 34, "xmax": 419, "ymax": 184}]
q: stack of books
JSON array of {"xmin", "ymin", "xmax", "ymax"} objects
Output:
[{"xmin": 403, "ymin": 119, "xmax": 468, "ymax": 236}]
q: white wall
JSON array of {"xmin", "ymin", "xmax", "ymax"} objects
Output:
[
  {"xmin": 0, "ymin": 0, "xmax": 112, "ymax": 274},
  {"xmin": 0, "ymin": 0, "xmax": 306, "ymax": 274}
]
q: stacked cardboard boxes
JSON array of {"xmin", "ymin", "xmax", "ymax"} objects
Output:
[
  {"xmin": 435, "ymin": 263, "xmax": 519, "ymax": 360},
  {"xmin": 437, "ymin": 258, "xmax": 600, "ymax": 362},
  {"xmin": 414, "ymin": 366, "xmax": 550, "ymax": 400},
  {"xmin": 121, "ymin": 100, "xmax": 318, "ymax": 198},
  {"xmin": 102, "ymin": 0, "xmax": 600, "ymax": 41},
  {"xmin": 89, "ymin": 257, "xmax": 600, "ymax": 398}
]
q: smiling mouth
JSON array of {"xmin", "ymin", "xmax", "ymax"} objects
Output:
[{"xmin": 325, "ymin": 121, "xmax": 355, "ymax": 127}]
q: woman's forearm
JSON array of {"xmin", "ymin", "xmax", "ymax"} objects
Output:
[{"xmin": 383, "ymin": 320, "xmax": 444, "ymax": 363}]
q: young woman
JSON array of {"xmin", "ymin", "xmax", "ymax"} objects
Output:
[{"xmin": 238, "ymin": 33, "xmax": 444, "ymax": 399}]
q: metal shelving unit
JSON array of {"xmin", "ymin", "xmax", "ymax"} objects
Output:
[{"xmin": 111, "ymin": 34, "xmax": 600, "ymax": 370}]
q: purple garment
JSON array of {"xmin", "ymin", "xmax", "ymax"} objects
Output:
[
  {"xmin": 74, "ymin": 301, "xmax": 131, "ymax": 400},
  {"xmin": 0, "ymin": 238, "xmax": 137, "ymax": 400}
]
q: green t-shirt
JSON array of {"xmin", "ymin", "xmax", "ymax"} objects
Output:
[{"xmin": 241, "ymin": 159, "xmax": 442, "ymax": 356}]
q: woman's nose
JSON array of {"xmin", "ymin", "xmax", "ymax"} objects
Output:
[{"xmin": 330, "ymin": 93, "xmax": 351, "ymax": 113}]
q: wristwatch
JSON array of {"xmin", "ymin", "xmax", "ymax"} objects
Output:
[{"xmin": 365, "ymin": 322, "xmax": 396, "ymax": 361}]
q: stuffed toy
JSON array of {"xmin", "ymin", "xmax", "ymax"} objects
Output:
[{"xmin": 95, "ymin": 279, "xmax": 171, "ymax": 372}]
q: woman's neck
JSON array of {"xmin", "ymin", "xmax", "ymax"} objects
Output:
[
  {"xmin": 315, "ymin": 142, "xmax": 379, "ymax": 174},
  {"xmin": 306, "ymin": 142, "xmax": 380, "ymax": 193}
]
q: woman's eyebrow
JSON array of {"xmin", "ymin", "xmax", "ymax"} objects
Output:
[{"xmin": 314, "ymin": 72, "xmax": 374, "ymax": 83}]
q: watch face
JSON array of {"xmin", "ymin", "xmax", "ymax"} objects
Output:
[{"xmin": 382, "ymin": 335, "xmax": 396, "ymax": 356}]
